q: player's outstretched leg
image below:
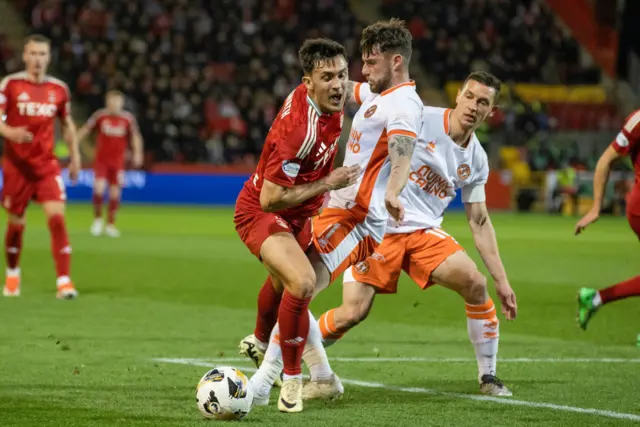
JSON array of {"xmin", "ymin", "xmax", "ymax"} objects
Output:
[
  {"xmin": 105, "ymin": 184, "xmax": 121, "ymax": 237},
  {"xmin": 91, "ymin": 177, "xmax": 106, "ymax": 236},
  {"xmin": 3, "ymin": 215, "xmax": 25, "ymax": 297},
  {"xmin": 317, "ymin": 276, "xmax": 376, "ymax": 347},
  {"xmin": 577, "ymin": 274, "xmax": 640, "ymax": 330},
  {"xmin": 433, "ymin": 251, "xmax": 512, "ymax": 397},
  {"xmin": 43, "ymin": 201, "xmax": 77, "ymax": 300}
]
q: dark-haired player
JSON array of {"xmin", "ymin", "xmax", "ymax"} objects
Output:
[
  {"xmin": 233, "ymin": 38, "xmax": 359, "ymax": 411},
  {"xmin": 1, "ymin": 34, "xmax": 80, "ymax": 299}
]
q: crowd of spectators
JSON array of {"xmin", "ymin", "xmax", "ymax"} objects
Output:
[{"xmin": 6, "ymin": 0, "xmax": 609, "ymax": 166}]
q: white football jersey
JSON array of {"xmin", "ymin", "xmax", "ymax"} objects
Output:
[
  {"xmin": 327, "ymin": 81, "xmax": 423, "ymax": 242},
  {"xmin": 387, "ymin": 106, "xmax": 489, "ymax": 234}
]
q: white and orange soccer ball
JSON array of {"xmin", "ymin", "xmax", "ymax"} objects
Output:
[{"xmin": 196, "ymin": 366, "xmax": 254, "ymax": 421}]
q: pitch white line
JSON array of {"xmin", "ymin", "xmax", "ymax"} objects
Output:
[
  {"xmin": 154, "ymin": 356, "xmax": 640, "ymax": 363},
  {"xmin": 154, "ymin": 358, "xmax": 640, "ymax": 422}
]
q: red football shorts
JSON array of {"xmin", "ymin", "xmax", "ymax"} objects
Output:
[
  {"xmin": 234, "ymin": 201, "xmax": 312, "ymax": 260},
  {"xmin": 94, "ymin": 163, "xmax": 124, "ymax": 186},
  {"xmin": 1, "ymin": 171, "xmax": 66, "ymax": 216}
]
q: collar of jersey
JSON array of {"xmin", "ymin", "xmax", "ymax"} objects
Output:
[
  {"xmin": 306, "ymin": 95, "xmax": 322, "ymax": 116},
  {"xmin": 381, "ymin": 80, "xmax": 416, "ymax": 97}
]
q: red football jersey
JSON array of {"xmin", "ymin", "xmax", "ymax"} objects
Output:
[
  {"xmin": 86, "ymin": 109, "xmax": 138, "ymax": 168},
  {"xmin": 0, "ymin": 72, "xmax": 71, "ymax": 179},
  {"xmin": 611, "ymin": 109, "xmax": 640, "ymax": 215},
  {"xmin": 240, "ymin": 84, "xmax": 343, "ymax": 219}
]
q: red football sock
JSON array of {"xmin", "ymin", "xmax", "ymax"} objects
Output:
[
  {"xmin": 254, "ymin": 277, "xmax": 283, "ymax": 344},
  {"xmin": 5, "ymin": 223, "xmax": 24, "ymax": 270},
  {"xmin": 278, "ymin": 291, "xmax": 310, "ymax": 377},
  {"xmin": 599, "ymin": 275, "xmax": 640, "ymax": 305},
  {"xmin": 93, "ymin": 193, "xmax": 103, "ymax": 219},
  {"xmin": 108, "ymin": 198, "xmax": 120, "ymax": 225},
  {"xmin": 47, "ymin": 215, "xmax": 71, "ymax": 279}
]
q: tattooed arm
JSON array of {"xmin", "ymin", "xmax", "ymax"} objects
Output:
[{"xmin": 384, "ymin": 133, "xmax": 417, "ymax": 221}]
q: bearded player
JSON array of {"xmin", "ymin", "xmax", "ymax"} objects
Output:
[
  {"xmin": 575, "ymin": 108, "xmax": 640, "ymax": 330},
  {"xmin": 1, "ymin": 34, "xmax": 80, "ymax": 299},
  {"xmin": 77, "ymin": 90, "xmax": 143, "ymax": 237},
  {"xmin": 233, "ymin": 38, "xmax": 359, "ymax": 411},
  {"xmin": 312, "ymin": 72, "xmax": 516, "ymax": 397}
]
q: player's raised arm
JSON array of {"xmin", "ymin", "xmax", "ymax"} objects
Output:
[
  {"xmin": 576, "ymin": 111, "xmax": 640, "ymax": 235},
  {"xmin": 464, "ymin": 196, "xmax": 517, "ymax": 320}
]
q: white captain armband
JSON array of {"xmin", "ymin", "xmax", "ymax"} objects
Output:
[{"xmin": 462, "ymin": 184, "xmax": 486, "ymax": 203}]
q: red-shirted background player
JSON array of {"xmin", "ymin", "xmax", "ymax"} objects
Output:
[
  {"xmin": 77, "ymin": 90, "xmax": 143, "ymax": 238},
  {"xmin": 575, "ymin": 109, "xmax": 640, "ymax": 331},
  {"xmin": 0, "ymin": 34, "xmax": 81, "ymax": 299},
  {"xmin": 234, "ymin": 38, "xmax": 359, "ymax": 411}
]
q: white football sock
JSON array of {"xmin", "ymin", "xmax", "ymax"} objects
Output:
[
  {"xmin": 303, "ymin": 310, "xmax": 334, "ymax": 381},
  {"xmin": 249, "ymin": 323, "xmax": 282, "ymax": 399},
  {"xmin": 593, "ymin": 292, "xmax": 603, "ymax": 308},
  {"xmin": 466, "ymin": 300, "xmax": 499, "ymax": 382}
]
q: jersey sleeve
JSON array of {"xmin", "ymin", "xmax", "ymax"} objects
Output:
[
  {"xmin": 612, "ymin": 110, "xmax": 640, "ymax": 155},
  {"xmin": 462, "ymin": 151, "xmax": 489, "ymax": 203},
  {"xmin": 127, "ymin": 114, "xmax": 140, "ymax": 134},
  {"xmin": 0, "ymin": 77, "xmax": 11, "ymax": 112},
  {"xmin": 58, "ymin": 84, "xmax": 71, "ymax": 119},
  {"xmin": 262, "ymin": 122, "xmax": 310, "ymax": 188},
  {"xmin": 386, "ymin": 97, "xmax": 423, "ymax": 140},
  {"xmin": 353, "ymin": 82, "xmax": 375, "ymax": 106}
]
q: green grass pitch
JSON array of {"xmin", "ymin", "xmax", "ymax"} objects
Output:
[{"xmin": 0, "ymin": 204, "xmax": 639, "ymax": 426}]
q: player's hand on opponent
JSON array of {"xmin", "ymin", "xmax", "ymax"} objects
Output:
[
  {"xmin": 575, "ymin": 208, "xmax": 599, "ymax": 235},
  {"xmin": 384, "ymin": 193, "xmax": 405, "ymax": 222},
  {"xmin": 325, "ymin": 165, "xmax": 361, "ymax": 190},
  {"xmin": 496, "ymin": 280, "xmax": 517, "ymax": 320},
  {"xmin": 68, "ymin": 150, "xmax": 81, "ymax": 184},
  {"xmin": 7, "ymin": 126, "xmax": 33, "ymax": 143}
]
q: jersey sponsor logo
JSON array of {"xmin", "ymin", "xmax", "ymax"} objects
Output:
[
  {"xmin": 364, "ymin": 105, "xmax": 377, "ymax": 118},
  {"xmin": 409, "ymin": 164, "xmax": 452, "ymax": 199},
  {"xmin": 281, "ymin": 160, "xmax": 301, "ymax": 178},
  {"xmin": 347, "ymin": 128, "xmax": 362, "ymax": 153},
  {"xmin": 101, "ymin": 121, "xmax": 127, "ymax": 137},
  {"xmin": 616, "ymin": 131, "xmax": 629, "ymax": 148},
  {"xmin": 17, "ymin": 102, "xmax": 57, "ymax": 117},
  {"xmin": 457, "ymin": 164, "xmax": 471, "ymax": 180}
]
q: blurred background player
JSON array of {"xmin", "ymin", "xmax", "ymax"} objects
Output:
[
  {"xmin": 249, "ymin": 19, "xmax": 424, "ymax": 411},
  {"xmin": 316, "ymin": 72, "xmax": 517, "ymax": 397},
  {"xmin": 575, "ymin": 109, "xmax": 640, "ymax": 331},
  {"xmin": 233, "ymin": 38, "xmax": 359, "ymax": 412},
  {"xmin": 77, "ymin": 90, "xmax": 143, "ymax": 237},
  {"xmin": 0, "ymin": 34, "xmax": 80, "ymax": 299}
]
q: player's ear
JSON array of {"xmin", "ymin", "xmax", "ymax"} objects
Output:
[
  {"xmin": 489, "ymin": 105, "xmax": 498, "ymax": 118},
  {"xmin": 302, "ymin": 74, "xmax": 313, "ymax": 92}
]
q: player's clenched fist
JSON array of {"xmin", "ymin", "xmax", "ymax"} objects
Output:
[{"xmin": 325, "ymin": 165, "xmax": 361, "ymax": 190}]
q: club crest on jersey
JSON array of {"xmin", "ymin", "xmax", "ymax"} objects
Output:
[
  {"xmin": 364, "ymin": 105, "xmax": 377, "ymax": 118},
  {"xmin": 457, "ymin": 164, "xmax": 471, "ymax": 180},
  {"xmin": 426, "ymin": 141, "xmax": 436, "ymax": 153},
  {"xmin": 281, "ymin": 160, "xmax": 300, "ymax": 178}
]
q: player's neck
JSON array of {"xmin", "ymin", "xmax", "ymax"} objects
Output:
[
  {"xmin": 26, "ymin": 71, "xmax": 46, "ymax": 83},
  {"xmin": 448, "ymin": 110, "xmax": 475, "ymax": 148},
  {"xmin": 385, "ymin": 72, "xmax": 411, "ymax": 92}
]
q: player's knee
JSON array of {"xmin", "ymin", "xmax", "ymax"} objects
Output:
[
  {"xmin": 286, "ymin": 268, "xmax": 316, "ymax": 299},
  {"xmin": 460, "ymin": 271, "xmax": 488, "ymax": 305},
  {"xmin": 8, "ymin": 214, "xmax": 25, "ymax": 226}
]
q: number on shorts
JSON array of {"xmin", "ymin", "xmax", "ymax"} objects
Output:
[{"xmin": 55, "ymin": 176, "xmax": 67, "ymax": 201}]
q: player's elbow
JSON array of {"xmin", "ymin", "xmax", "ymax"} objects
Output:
[{"xmin": 259, "ymin": 190, "xmax": 280, "ymax": 213}]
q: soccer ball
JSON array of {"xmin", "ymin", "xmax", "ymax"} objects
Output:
[{"xmin": 196, "ymin": 366, "xmax": 254, "ymax": 421}]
